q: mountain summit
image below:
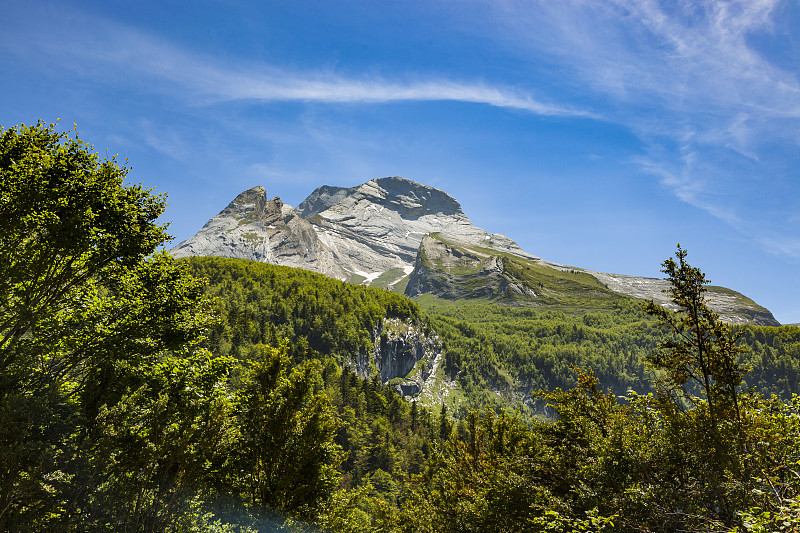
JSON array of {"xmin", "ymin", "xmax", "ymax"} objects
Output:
[
  {"xmin": 171, "ymin": 177, "xmax": 780, "ymax": 326},
  {"xmin": 297, "ymin": 177, "xmax": 464, "ymax": 219},
  {"xmin": 172, "ymin": 177, "xmax": 533, "ymax": 289}
]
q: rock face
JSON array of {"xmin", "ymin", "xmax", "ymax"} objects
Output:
[
  {"xmin": 588, "ymin": 271, "xmax": 779, "ymax": 326},
  {"xmin": 374, "ymin": 318, "xmax": 441, "ymax": 383},
  {"xmin": 298, "ymin": 177, "xmax": 534, "ymax": 281},
  {"xmin": 172, "ymin": 177, "xmax": 780, "ymax": 326},
  {"xmin": 348, "ymin": 317, "xmax": 442, "ymax": 391},
  {"xmin": 406, "ymin": 235, "xmax": 533, "ymax": 300},
  {"xmin": 173, "ymin": 177, "xmax": 531, "ymax": 286},
  {"xmin": 170, "ymin": 186, "xmax": 347, "ymax": 278}
]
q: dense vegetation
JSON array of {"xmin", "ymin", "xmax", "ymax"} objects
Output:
[
  {"xmin": 3, "ymin": 122, "xmax": 800, "ymax": 532},
  {"xmin": 421, "ymin": 298, "xmax": 800, "ymax": 417},
  {"xmin": 181, "ymin": 257, "xmax": 800, "ymax": 421},
  {"xmin": 184, "ymin": 257, "xmax": 420, "ymax": 364}
]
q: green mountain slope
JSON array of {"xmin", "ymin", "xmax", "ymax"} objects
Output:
[
  {"xmin": 405, "ymin": 233, "xmax": 780, "ymax": 325},
  {"xmin": 184, "ymin": 256, "xmax": 800, "ymax": 420},
  {"xmin": 419, "ymin": 299, "xmax": 800, "ymax": 418}
]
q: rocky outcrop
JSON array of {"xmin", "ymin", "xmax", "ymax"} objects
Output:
[
  {"xmin": 349, "ymin": 316, "xmax": 442, "ymax": 398},
  {"xmin": 375, "ymin": 318, "xmax": 438, "ymax": 382},
  {"xmin": 589, "ymin": 271, "xmax": 780, "ymax": 326},
  {"xmin": 172, "ymin": 177, "xmax": 780, "ymax": 326},
  {"xmin": 405, "ymin": 235, "xmax": 530, "ymax": 300}
]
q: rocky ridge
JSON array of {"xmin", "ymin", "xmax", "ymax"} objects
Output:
[
  {"xmin": 172, "ymin": 177, "xmax": 532, "ymax": 286},
  {"xmin": 172, "ymin": 177, "xmax": 780, "ymax": 327},
  {"xmin": 407, "ymin": 233, "xmax": 780, "ymax": 326},
  {"xmin": 588, "ymin": 271, "xmax": 777, "ymax": 326},
  {"xmin": 170, "ymin": 186, "xmax": 347, "ymax": 278}
]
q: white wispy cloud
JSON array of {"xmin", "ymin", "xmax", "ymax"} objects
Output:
[
  {"xmin": 480, "ymin": 0, "xmax": 800, "ymax": 258},
  {"xmin": 4, "ymin": 0, "xmax": 798, "ymax": 260},
  {"xmin": 0, "ymin": 6, "xmax": 591, "ymax": 119},
  {"xmin": 488, "ymin": 0, "xmax": 800, "ymax": 129}
]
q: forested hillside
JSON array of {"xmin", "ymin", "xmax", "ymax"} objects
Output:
[
  {"xmin": 184, "ymin": 257, "xmax": 420, "ymax": 363},
  {"xmin": 178, "ymin": 255, "xmax": 800, "ymax": 532},
  {"xmin": 3, "ymin": 122, "xmax": 800, "ymax": 532},
  {"xmin": 421, "ymin": 298, "xmax": 800, "ymax": 417},
  {"xmin": 182, "ymin": 257, "xmax": 800, "ymax": 421}
]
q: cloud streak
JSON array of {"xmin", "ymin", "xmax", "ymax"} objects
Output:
[
  {"xmin": 0, "ymin": 7, "xmax": 592, "ymax": 120},
  {"xmin": 478, "ymin": 0, "xmax": 800, "ymax": 258}
]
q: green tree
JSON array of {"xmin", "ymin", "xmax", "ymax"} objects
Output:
[
  {"xmin": 643, "ymin": 244, "xmax": 748, "ymax": 434},
  {"xmin": 643, "ymin": 244, "xmax": 752, "ymax": 525},
  {"xmin": 87, "ymin": 351, "xmax": 235, "ymax": 532},
  {"xmin": 234, "ymin": 342, "xmax": 344, "ymax": 521},
  {"xmin": 0, "ymin": 122, "xmax": 220, "ymax": 531}
]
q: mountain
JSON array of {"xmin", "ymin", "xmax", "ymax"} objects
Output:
[
  {"xmin": 406, "ymin": 233, "xmax": 779, "ymax": 326},
  {"xmin": 171, "ymin": 177, "xmax": 780, "ymax": 326},
  {"xmin": 172, "ymin": 177, "xmax": 534, "ymax": 287}
]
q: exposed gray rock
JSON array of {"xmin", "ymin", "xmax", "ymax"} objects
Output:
[
  {"xmin": 172, "ymin": 177, "xmax": 779, "ymax": 326},
  {"xmin": 394, "ymin": 382, "xmax": 421, "ymax": 397},
  {"xmin": 171, "ymin": 186, "xmax": 348, "ymax": 278},
  {"xmin": 372, "ymin": 317, "xmax": 435, "ymax": 383},
  {"xmin": 303, "ymin": 177, "xmax": 534, "ymax": 278},
  {"xmin": 172, "ymin": 177, "xmax": 532, "ymax": 286},
  {"xmin": 348, "ymin": 317, "xmax": 442, "ymax": 399},
  {"xmin": 170, "ymin": 186, "xmax": 272, "ymax": 262},
  {"xmin": 588, "ymin": 271, "xmax": 779, "ymax": 326},
  {"xmin": 405, "ymin": 235, "xmax": 520, "ymax": 300},
  {"xmin": 295, "ymin": 184, "xmax": 352, "ymax": 218}
]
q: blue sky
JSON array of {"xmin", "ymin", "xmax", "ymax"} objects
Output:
[{"xmin": 2, "ymin": 0, "xmax": 799, "ymax": 324}]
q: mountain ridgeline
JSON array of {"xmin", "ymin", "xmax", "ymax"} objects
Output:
[
  {"xmin": 173, "ymin": 176, "xmax": 779, "ymax": 327},
  {"xmin": 171, "ymin": 177, "xmax": 798, "ymax": 414}
]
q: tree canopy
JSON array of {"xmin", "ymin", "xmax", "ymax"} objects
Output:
[{"xmin": 0, "ymin": 122, "xmax": 223, "ymax": 531}]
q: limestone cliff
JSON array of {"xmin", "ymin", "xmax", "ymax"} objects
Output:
[
  {"xmin": 172, "ymin": 177, "xmax": 780, "ymax": 326},
  {"xmin": 348, "ymin": 317, "xmax": 442, "ymax": 399}
]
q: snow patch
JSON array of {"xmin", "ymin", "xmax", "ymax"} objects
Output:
[{"xmin": 354, "ymin": 270, "xmax": 382, "ymax": 284}]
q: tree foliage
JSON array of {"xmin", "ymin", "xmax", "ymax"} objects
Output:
[
  {"xmin": 233, "ymin": 342, "xmax": 343, "ymax": 519},
  {"xmin": 643, "ymin": 244, "xmax": 748, "ymax": 427}
]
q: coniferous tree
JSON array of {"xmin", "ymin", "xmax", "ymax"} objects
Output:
[{"xmin": 643, "ymin": 244, "xmax": 752, "ymax": 525}]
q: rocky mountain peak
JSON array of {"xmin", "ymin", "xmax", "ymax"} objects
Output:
[
  {"xmin": 363, "ymin": 177, "xmax": 464, "ymax": 219},
  {"xmin": 174, "ymin": 176, "xmax": 522, "ymax": 289},
  {"xmin": 171, "ymin": 177, "xmax": 779, "ymax": 326},
  {"xmin": 217, "ymin": 185, "xmax": 267, "ymax": 217},
  {"xmin": 296, "ymin": 176, "xmax": 464, "ymax": 220},
  {"xmin": 295, "ymin": 185, "xmax": 351, "ymax": 218}
]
